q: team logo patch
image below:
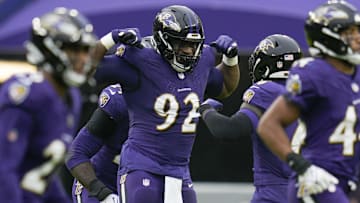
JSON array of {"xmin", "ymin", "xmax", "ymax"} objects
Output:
[
  {"xmin": 115, "ymin": 44, "xmax": 126, "ymax": 57},
  {"xmin": 311, "ymin": 6, "xmax": 349, "ymax": 25},
  {"xmin": 120, "ymin": 174, "xmax": 127, "ymax": 184},
  {"xmin": 158, "ymin": 12, "xmax": 181, "ymax": 32},
  {"xmin": 99, "ymin": 92, "xmax": 110, "ymax": 107},
  {"xmin": 255, "ymin": 38, "xmax": 275, "ymax": 55},
  {"xmin": 7, "ymin": 129, "xmax": 18, "ymax": 142},
  {"xmin": 242, "ymin": 89, "xmax": 255, "ymax": 103},
  {"xmin": 74, "ymin": 181, "xmax": 84, "ymax": 195},
  {"xmin": 9, "ymin": 82, "xmax": 29, "ymax": 104},
  {"xmin": 286, "ymin": 74, "xmax": 302, "ymax": 94}
]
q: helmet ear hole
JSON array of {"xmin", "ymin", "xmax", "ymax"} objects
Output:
[{"xmin": 248, "ymin": 34, "xmax": 302, "ymax": 83}]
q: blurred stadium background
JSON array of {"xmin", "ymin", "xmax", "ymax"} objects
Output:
[{"xmin": 2, "ymin": 1, "xmax": 360, "ymax": 202}]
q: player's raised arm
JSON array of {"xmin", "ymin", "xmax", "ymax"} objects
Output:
[
  {"xmin": 210, "ymin": 35, "xmax": 240, "ymax": 98},
  {"xmin": 89, "ymin": 28, "xmax": 142, "ymax": 76}
]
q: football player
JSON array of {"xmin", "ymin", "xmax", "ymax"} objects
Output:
[
  {"xmin": 0, "ymin": 7, "xmax": 96, "ymax": 203},
  {"xmin": 66, "ymin": 84, "xmax": 129, "ymax": 203},
  {"xmin": 258, "ymin": 1, "xmax": 360, "ymax": 202},
  {"xmin": 87, "ymin": 5, "xmax": 240, "ymax": 203},
  {"xmin": 198, "ymin": 34, "xmax": 302, "ymax": 203}
]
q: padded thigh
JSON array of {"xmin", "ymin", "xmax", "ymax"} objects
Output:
[
  {"xmin": 118, "ymin": 170, "xmax": 197, "ymax": 203},
  {"xmin": 119, "ymin": 170, "xmax": 163, "ymax": 203}
]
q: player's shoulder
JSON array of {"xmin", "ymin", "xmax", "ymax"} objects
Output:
[
  {"xmin": 201, "ymin": 44, "xmax": 217, "ymax": 58},
  {"xmin": 243, "ymin": 81, "xmax": 284, "ymax": 104},
  {"xmin": 98, "ymin": 84, "xmax": 127, "ymax": 112},
  {"xmin": 291, "ymin": 57, "xmax": 328, "ymax": 74},
  {"xmin": 289, "ymin": 57, "xmax": 332, "ymax": 87},
  {"xmin": 0, "ymin": 72, "xmax": 49, "ymax": 107}
]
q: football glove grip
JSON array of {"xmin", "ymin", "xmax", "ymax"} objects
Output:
[
  {"xmin": 297, "ymin": 165, "xmax": 339, "ymax": 197},
  {"xmin": 100, "ymin": 28, "xmax": 143, "ymax": 50},
  {"xmin": 210, "ymin": 35, "xmax": 238, "ymax": 66},
  {"xmin": 286, "ymin": 152, "xmax": 339, "ymax": 197}
]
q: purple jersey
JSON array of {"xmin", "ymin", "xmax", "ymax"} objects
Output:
[
  {"xmin": 0, "ymin": 72, "xmax": 81, "ymax": 203},
  {"xmin": 88, "ymin": 84, "xmax": 129, "ymax": 191},
  {"xmin": 68, "ymin": 84, "xmax": 129, "ymax": 202},
  {"xmin": 240, "ymin": 81, "xmax": 300, "ymax": 203},
  {"xmin": 102, "ymin": 41, "xmax": 223, "ymax": 178},
  {"xmin": 286, "ymin": 57, "xmax": 360, "ymax": 185},
  {"xmin": 240, "ymin": 81, "xmax": 298, "ymax": 186}
]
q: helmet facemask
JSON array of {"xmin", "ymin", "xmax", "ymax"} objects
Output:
[
  {"xmin": 305, "ymin": 1, "xmax": 360, "ymax": 65},
  {"xmin": 159, "ymin": 32, "xmax": 204, "ymax": 72},
  {"xmin": 26, "ymin": 7, "xmax": 97, "ymax": 87}
]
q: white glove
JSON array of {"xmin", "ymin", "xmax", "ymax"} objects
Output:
[
  {"xmin": 100, "ymin": 194, "xmax": 119, "ymax": 203},
  {"xmin": 297, "ymin": 165, "xmax": 339, "ymax": 197}
]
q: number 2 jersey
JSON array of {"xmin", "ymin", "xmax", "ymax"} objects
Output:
[
  {"xmin": 97, "ymin": 40, "xmax": 224, "ymax": 179},
  {"xmin": 285, "ymin": 58, "xmax": 360, "ymax": 184},
  {"xmin": 0, "ymin": 72, "xmax": 81, "ymax": 202}
]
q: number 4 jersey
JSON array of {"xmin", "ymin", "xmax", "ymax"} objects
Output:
[
  {"xmin": 285, "ymin": 58, "xmax": 360, "ymax": 183},
  {"xmin": 0, "ymin": 72, "xmax": 81, "ymax": 202}
]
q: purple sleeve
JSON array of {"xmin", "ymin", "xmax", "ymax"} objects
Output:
[
  {"xmin": 94, "ymin": 55, "xmax": 139, "ymax": 90},
  {"xmin": 205, "ymin": 67, "xmax": 224, "ymax": 97},
  {"xmin": 65, "ymin": 127, "xmax": 103, "ymax": 170},
  {"xmin": 284, "ymin": 66, "xmax": 318, "ymax": 111},
  {"xmin": 0, "ymin": 108, "xmax": 33, "ymax": 202}
]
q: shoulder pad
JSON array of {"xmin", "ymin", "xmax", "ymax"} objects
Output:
[{"xmin": 99, "ymin": 84, "xmax": 123, "ymax": 108}]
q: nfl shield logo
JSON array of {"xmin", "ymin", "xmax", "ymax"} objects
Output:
[{"xmin": 142, "ymin": 178, "xmax": 150, "ymax": 187}]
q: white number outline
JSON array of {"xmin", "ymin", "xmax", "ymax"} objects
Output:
[
  {"xmin": 20, "ymin": 139, "xmax": 67, "ymax": 194},
  {"xmin": 291, "ymin": 106, "xmax": 358, "ymax": 156},
  {"xmin": 154, "ymin": 92, "xmax": 200, "ymax": 133},
  {"xmin": 291, "ymin": 120, "xmax": 307, "ymax": 154},
  {"xmin": 329, "ymin": 106, "xmax": 357, "ymax": 156}
]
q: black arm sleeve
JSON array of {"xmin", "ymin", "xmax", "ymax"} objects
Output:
[
  {"xmin": 202, "ymin": 110, "xmax": 254, "ymax": 140},
  {"xmin": 85, "ymin": 108, "xmax": 117, "ymax": 139}
]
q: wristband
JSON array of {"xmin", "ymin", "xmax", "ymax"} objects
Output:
[
  {"xmin": 286, "ymin": 152, "xmax": 311, "ymax": 175},
  {"xmin": 88, "ymin": 179, "xmax": 113, "ymax": 201},
  {"xmin": 100, "ymin": 32, "xmax": 116, "ymax": 50},
  {"xmin": 222, "ymin": 55, "xmax": 238, "ymax": 66}
]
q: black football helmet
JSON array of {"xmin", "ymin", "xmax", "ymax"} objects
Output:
[
  {"xmin": 248, "ymin": 34, "xmax": 302, "ymax": 83},
  {"xmin": 153, "ymin": 5, "xmax": 205, "ymax": 72},
  {"xmin": 25, "ymin": 7, "xmax": 97, "ymax": 86},
  {"xmin": 305, "ymin": 0, "xmax": 360, "ymax": 65}
]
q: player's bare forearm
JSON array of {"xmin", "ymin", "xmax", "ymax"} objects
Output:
[
  {"xmin": 257, "ymin": 96, "xmax": 299, "ymax": 161},
  {"xmin": 88, "ymin": 42, "xmax": 108, "ymax": 76},
  {"xmin": 217, "ymin": 62, "xmax": 240, "ymax": 99},
  {"xmin": 69, "ymin": 162, "xmax": 98, "ymax": 189}
]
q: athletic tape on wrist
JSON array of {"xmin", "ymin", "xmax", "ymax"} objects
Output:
[
  {"xmin": 100, "ymin": 32, "xmax": 116, "ymax": 50},
  {"xmin": 222, "ymin": 55, "xmax": 238, "ymax": 66}
]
